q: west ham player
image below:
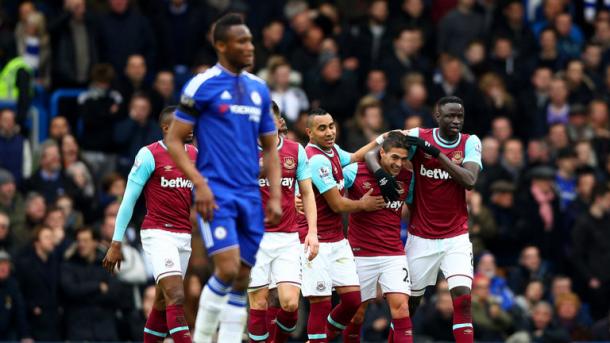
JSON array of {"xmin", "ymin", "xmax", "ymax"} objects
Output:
[
  {"xmin": 299, "ymin": 108, "xmax": 387, "ymax": 343},
  {"xmin": 367, "ymin": 96, "xmax": 482, "ymax": 343},
  {"xmin": 166, "ymin": 13, "xmax": 282, "ymax": 343},
  {"xmin": 246, "ymin": 102, "xmax": 319, "ymax": 343},
  {"xmin": 343, "ymin": 132, "xmax": 414, "ymax": 343},
  {"xmin": 103, "ymin": 106, "xmax": 196, "ymax": 343}
]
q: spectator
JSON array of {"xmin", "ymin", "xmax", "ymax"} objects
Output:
[
  {"xmin": 563, "ymin": 60, "xmax": 595, "ymax": 106},
  {"xmin": 113, "ymin": 93, "xmax": 161, "ymax": 176},
  {"xmin": 117, "ymin": 54, "xmax": 151, "ymax": 114},
  {"xmin": 0, "ymin": 250, "xmax": 31, "ymax": 341},
  {"xmin": 60, "ymin": 134, "xmax": 96, "ymax": 210},
  {"xmin": 567, "ymin": 104, "xmax": 595, "ymax": 142},
  {"xmin": 500, "ymin": 138, "xmax": 525, "ymax": 183},
  {"xmin": 23, "ymin": 140, "xmax": 80, "ymax": 205},
  {"xmin": 48, "ymin": 116, "xmax": 70, "ymax": 142},
  {"xmin": 388, "ymin": 75, "xmax": 433, "ymax": 129},
  {"xmin": 99, "ymin": 172, "xmax": 125, "ymax": 213},
  {"xmin": 554, "ymin": 13, "xmax": 585, "ymax": 60},
  {"xmin": 527, "ymin": 138, "xmax": 552, "ymax": 167},
  {"xmin": 164, "ymin": 0, "xmax": 210, "ymax": 69},
  {"xmin": 555, "ymin": 148, "xmax": 578, "ymax": 211},
  {"xmin": 508, "ymin": 246, "xmax": 551, "ymax": 294},
  {"xmin": 547, "ymin": 123, "xmax": 571, "ymax": 155},
  {"xmin": 43, "ymin": 206, "xmax": 70, "ymax": 254},
  {"xmin": 531, "ymin": 28, "xmax": 566, "ymax": 73},
  {"xmin": 476, "ymin": 252, "xmax": 516, "ymax": 311},
  {"xmin": 98, "ymin": 0, "xmax": 156, "ymax": 74},
  {"xmin": 290, "ymin": 25, "xmax": 324, "ymax": 75},
  {"xmin": 0, "ymin": 212, "xmax": 14, "ymax": 255},
  {"xmin": 361, "ymin": 287, "xmax": 391, "ymax": 342},
  {"xmin": 478, "ymin": 73, "xmax": 517, "ymax": 132},
  {"xmin": 50, "ymin": 0, "xmax": 99, "ymax": 88},
  {"xmin": 364, "ymin": 69, "xmax": 393, "ymax": 113},
  {"xmin": 588, "ymin": 99, "xmax": 610, "ymax": 140},
  {"xmin": 486, "ymin": 180, "xmax": 520, "ymax": 263},
  {"xmin": 493, "ymin": 0, "xmax": 537, "ymax": 60},
  {"xmin": 517, "ymin": 66, "xmax": 553, "ymax": 139},
  {"xmin": 267, "ymin": 57, "xmax": 309, "ymax": 123},
  {"xmin": 463, "ymin": 40, "xmax": 490, "ymax": 82},
  {"xmin": 379, "ymin": 26, "xmax": 430, "ymax": 98},
  {"xmin": 0, "ymin": 108, "xmax": 32, "ymax": 185},
  {"xmin": 253, "ymin": 20, "xmax": 285, "ymax": 72},
  {"xmin": 546, "ymin": 77, "xmax": 570, "ymax": 129},
  {"xmin": 581, "ymin": 43, "xmax": 604, "ymax": 89},
  {"xmin": 21, "ymin": 192, "xmax": 45, "ymax": 245},
  {"xmin": 60, "ymin": 226, "xmax": 121, "ymax": 341},
  {"xmin": 525, "ymin": 301, "xmax": 570, "ymax": 343},
  {"xmin": 55, "ymin": 194, "xmax": 83, "ymax": 234},
  {"xmin": 344, "ymin": 96, "xmax": 386, "ymax": 151},
  {"xmin": 15, "ymin": 11, "xmax": 51, "ymax": 88},
  {"xmin": 491, "ymin": 117, "xmax": 513, "ymax": 145},
  {"xmin": 515, "ymin": 279, "xmax": 545, "ymax": 316},
  {"xmin": 572, "ymin": 184, "xmax": 610, "ymax": 320},
  {"xmin": 78, "ymin": 63, "xmax": 123, "ymax": 176},
  {"xmin": 389, "ymin": 0, "xmax": 435, "ymax": 59},
  {"xmin": 554, "ymin": 292, "xmax": 592, "ymax": 341},
  {"xmin": 14, "ymin": 226, "xmax": 60, "ymax": 341},
  {"xmin": 471, "ymin": 274, "xmax": 513, "ymax": 341},
  {"xmin": 420, "ymin": 290, "xmax": 455, "ymax": 341},
  {"xmin": 0, "ymin": 170, "xmax": 25, "ymax": 240},
  {"xmin": 488, "ymin": 37, "xmax": 521, "ymax": 92},
  {"xmin": 468, "ymin": 190, "xmax": 497, "ymax": 256},
  {"xmin": 437, "ymin": 0, "xmax": 485, "ymax": 58},
  {"xmin": 476, "ymin": 137, "xmax": 510, "ymax": 198},
  {"xmin": 150, "ymin": 70, "xmax": 176, "ymax": 121}
]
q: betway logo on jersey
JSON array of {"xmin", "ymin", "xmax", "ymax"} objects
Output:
[
  {"xmin": 420, "ymin": 165, "xmax": 452, "ymax": 180},
  {"xmin": 386, "ymin": 200, "xmax": 404, "ymax": 210},
  {"xmin": 230, "ymin": 105, "xmax": 261, "ymax": 122},
  {"xmin": 161, "ymin": 176, "xmax": 193, "ymax": 189},
  {"xmin": 259, "ymin": 177, "xmax": 294, "ymax": 188}
]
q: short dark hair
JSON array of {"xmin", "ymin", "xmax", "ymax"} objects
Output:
[
  {"xmin": 382, "ymin": 132, "xmax": 408, "ymax": 151},
  {"xmin": 159, "ymin": 106, "xmax": 177, "ymax": 127},
  {"xmin": 436, "ymin": 96, "xmax": 464, "ymax": 109},
  {"xmin": 90, "ymin": 63, "xmax": 115, "ymax": 84},
  {"xmin": 592, "ymin": 184, "xmax": 610, "ymax": 202},
  {"xmin": 307, "ymin": 108, "xmax": 331, "ymax": 128},
  {"xmin": 75, "ymin": 226, "xmax": 99, "ymax": 241},
  {"xmin": 212, "ymin": 13, "xmax": 245, "ymax": 43},
  {"xmin": 32, "ymin": 225, "xmax": 52, "ymax": 242}
]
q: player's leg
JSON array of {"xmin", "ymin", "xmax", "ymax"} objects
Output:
[
  {"xmin": 326, "ymin": 240, "xmax": 361, "ymax": 341},
  {"xmin": 193, "ymin": 213, "xmax": 240, "ymax": 343},
  {"xmin": 405, "ymin": 235, "xmax": 442, "ymax": 316},
  {"xmin": 159, "ymin": 275, "xmax": 191, "ymax": 342},
  {"xmin": 267, "ymin": 285, "xmax": 280, "ymax": 338},
  {"xmin": 246, "ymin": 235, "xmax": 273, "ymax": 343},
  {"xmin": 217, "ymin": 263, "xmax": 250, "ymax": 343},
  {"xmin": 144, "ymin": 284, "xmax": 168, "ymax": 343},
  {"xmin": 343, "ymin": 256, "xmax": 379, "ymax": 342},
  {"xmin": 379, "ymin": 256, "xmax": 413, "ymax": 343},
  {"xmin": 303, "ymin": 243, "xmax": 332, "ymax": 343},
  {"xmin": 272, "ymin": 233, "xmax": 303, "ymax": 343},
  {"xmin": 440, "ymin": 234, "xmax": 475, "ymax": 343},
  {"xmin": 344, "ymin": 301, "xmax": 370, "ymax": 343}
]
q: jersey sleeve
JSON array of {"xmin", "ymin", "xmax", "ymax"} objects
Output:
[
  {"xmin": 406, "ymin": 128, "xmax": 420, "ymax": 160},
  {"xmin": 296, "ymin": 144, "xmax": 311, "ymax": 181},
  {"xmin": 175, "ymin": 73, "xmax": 215, "ymax": 124},
  {"xmin": 309, "ymin": 155, "xmax": 338, "ymax": 194},
  {"xmin": 342, "ymin": 163, "xmax": 358, "ymax": 189},
  {"xmin": 258, "ymin": 87, "xmax": 277, "ymax": 136},
  {"xmin": 406, "ymin": 173, "xmax": 415, "ymax": 205},
  {"xmin": 128, "ymin": 147, "xmax": 155, "ymax": 185},
  {"xmin": 463, "ymin": 135, "xmax": 483, "ymax": 170},
  {"xmin": 334, "ymin": 144, "xmax": 353, "ymax": 167},
  {"xmin": 112, "ymin": 178, "xmax": 145, "ymax": 242}
]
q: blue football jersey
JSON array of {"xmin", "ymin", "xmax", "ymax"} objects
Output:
[{"xmin": 175, "ymin": 64, "xmax": 277, "ymax": 192}]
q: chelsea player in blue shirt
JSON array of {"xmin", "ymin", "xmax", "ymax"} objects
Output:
[{"xmin": 166, "ymin": 13, "xmax": 282, "ymax": 343}]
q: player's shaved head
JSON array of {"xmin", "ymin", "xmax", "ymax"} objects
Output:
[
  {"xmin": 159, "ymin": 106, "xmax": 177, "ymax": 128},
  {"xmin": 436, "ymin": 95, "xmax": 464, "ymax": 112},
  {"xmin": 307, "ymin": 108, "xmax": 331, "ymax": 128},
  {"xmin": 212, "ymin": 13, "xmax": 245, "ymax": 43}
]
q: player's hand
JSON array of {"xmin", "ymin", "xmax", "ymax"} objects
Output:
[
  {"xmin": 295, "ymin": 194, "xmax": 304, "ymax": 214},
  {"xmin": 373, "ymin": 168, "xmax": 400, "ymax": 202},
  {"xmin": 195, "ymin": 180, "xmax": 219, "ymax": 222},
  {"xmin": 304, "ymin": 232, "xmax": 319, "ymax": 261},
  {"xmin": 265, "ymin": 196, "xmax": 282, "ymax": 226},
  {"xmin": 102, "ymin": 241, "xmax": 123, "ymax": 275},
  {"xmin": 360, "ymin": 188, "xmax": 386, "ymax": 211},
  {"xmin": 405, "ymin": 136, "xmax": 440, "ymax": 158}
]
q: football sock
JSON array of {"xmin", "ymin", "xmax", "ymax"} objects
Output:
[
  {"xmin": 218, "ymin": 290, "xmax": 248, "ymax": 343},
  {"xmin": 267, "ymin": 305, "xmax": 280, "ymax": 339},
  {"xmin": 144, "ymin": 308, "xmax": 167, "ymax": 343},
  {"xmin": 343, "ymin": 322, "xmax": 362, "ymax": 343},
  {"xmin": 391, "ymin": 317, "xmax": 413, "ymax": 343},
  {"xmin": 273, "ymin": 308, "xmax": 298, "ymax": 343},
  {"xmin": 452, "ymin": 294, "xmax": 474, "ymax": 343},
  {"xmin": 248, "ymin": 309, "xmax": 268, "ymax": 342},
  {"xmin": 326, "ymin": 291, "xmax": 361, "ymax": 340},
  {"xmin": 166, "ymin": 304, "xmax": 192, "ymax": 343},
  {"xmin": 193, "ymin": 275, "xmax": 230, "ymax": 343},
  {"xmin": 308, "ymin": 300, "xmax": 332, "ymax": 343}
]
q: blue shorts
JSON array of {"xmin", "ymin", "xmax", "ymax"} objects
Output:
[{"xmin": 197, "ymin": 191, "xmax": 265, "ymax": 266}]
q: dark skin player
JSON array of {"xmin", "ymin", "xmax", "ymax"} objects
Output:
[{"xmin": 366, "ymin": 99, "xmax": 480, "ymax": 315}]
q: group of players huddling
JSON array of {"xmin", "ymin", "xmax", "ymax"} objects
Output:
[{"xmin": 102, "ymin": 13, "xmax": 483, "ymax": 343}]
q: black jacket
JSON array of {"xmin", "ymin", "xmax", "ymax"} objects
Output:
[
  {"xmin": 0, "ymin": 276, "xmax": 30, "ymax": 340},
  {"xmin": 15, "ymin": 246, "xmax": 61, "ymax": 341},
  {"xmin": 572, "ymin": 212, "xmax": 610, "ymax": 283},
  {"xmin": 60, "ymin": 247, "xmax": 121, "ymax": 341}
]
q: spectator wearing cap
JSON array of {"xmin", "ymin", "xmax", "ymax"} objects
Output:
[
  {"xmin": 555, "ymin": 148, "xmax": 578, "ymax": 211},
  {"xmin": 23, "ymin": 140, "xmax": 81, "ymax": 205},
  {"xmin": 572, "ymin": 184, "xmax": 610, "ymax": 320},
  {"xmin": 567, "ymin": 104, "xmax": 595, "ymax": 142},
  {"xmin": 0, "ymin": 250, "xmax": 31, "ymax": 342},
  {"xmin": 471, "ymin": 274, "xmax": 513, "ymax": 341},
  {"xmin": 0, "ymin": 169, "xmax": 26, "ymax": 240},
  {"xmin": 60, "ymin": 226, "xmax": 121, "ymax": 341},
  {"xmin": 14, "ymin": 226, "xmax": 60, "ymax": 341},
  {"xmin": 0, "ymin": 108, "xmax": 32, "ymax": 186}
]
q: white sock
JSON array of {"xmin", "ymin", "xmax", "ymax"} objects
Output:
[
  {"xmin": 217, "ymin": 291, "xmax": 248, "ymax": 343},
  {"xmin": 193, "ymin": 275, "xmax": 231, "ymax": 343}
]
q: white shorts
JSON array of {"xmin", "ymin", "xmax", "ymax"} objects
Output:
[
  {"xmin": 356, "ymin": 255, "xmax": 411, "ymax": 301},
  {"xmin": 302, "ymin": 239, "xmax": 360, "ymax": 297},
  {"xmin": 141, "ymin": 229, "xmax": 192, "ymax": 282},
  {"xmin": 249, "ymin": 232, "xmax": 302, "ymax": 290},
  {"xmin": 405, "ymin": 233, "xmax": 473, "ymax": 296}
]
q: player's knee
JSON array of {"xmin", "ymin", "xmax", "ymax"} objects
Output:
[
  {"xmin": 389, "ymin": 300, "xmax": 410, "ymax": 319},
  {"xmin": 215, "ymin": 263, "xmax": 240, "ymax": 282},
  {"xmin": 450, "ymin": 286, "xmax": 471, "ymax": 298},
  {"xmin": 164, "ymin": 284, "xmax": 186, "ymax": 305},
  {"xmin": 250, "ymin": 296, "xmax": 268, "ymax": 310},
  {"xmin": 280, "ymin": 297, "xmax": 299, "ymax": 313},
  {"xmin": 351, "ymin": 306, "xmax": 366, "ymax": 325}
]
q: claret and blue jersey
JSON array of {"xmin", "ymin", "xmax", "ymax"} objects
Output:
[{"xmin": 175, "ymin": 63, "xmax": 277, "ymax": 266}]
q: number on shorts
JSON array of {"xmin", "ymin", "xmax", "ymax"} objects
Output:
[{"xmin": 402, "ymin": 268, "xmax": 409, "ymax": 282}]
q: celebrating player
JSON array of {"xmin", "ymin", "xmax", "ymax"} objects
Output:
[
  {"xmin": 343, "ymin": 131, "xmax": 414, "ymax": 343},
  {"xmin": 166, "ymin": 13, "xmax": 282, "ymax": 343},
  {"xmin": 245, "ymin": 101, "xmax": 319, "ymax": 343},
  {"xmin": 299, "ymin": 108, "xmax": 387, "ymax": 343},
  {"xmin": 103, "ymin": 106, "xmax": 196, "ymax": 343},
  {"xmin": 367, "ymin": 95, "xmax": 483, "ymax": 343}
]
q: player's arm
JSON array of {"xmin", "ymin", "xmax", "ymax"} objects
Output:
[
  {"xmin": 296, "ymin": 144, "xmax": 318, "ymax": 260},
  {"xmin": 260, "ymin": 134, "xmax": 282, "ymax": 225},
  {"xmin": 103, "ymin": 148, "xmax": 153, "ymax": 274},
  {"xmin": 167, "ymin": 119, "xmax": 218, "ymax": 221}
]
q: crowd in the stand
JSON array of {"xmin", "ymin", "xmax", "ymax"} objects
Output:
[{"xmin": 0, "ymin": 0, "xmax": 610, "ymax": 341}]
